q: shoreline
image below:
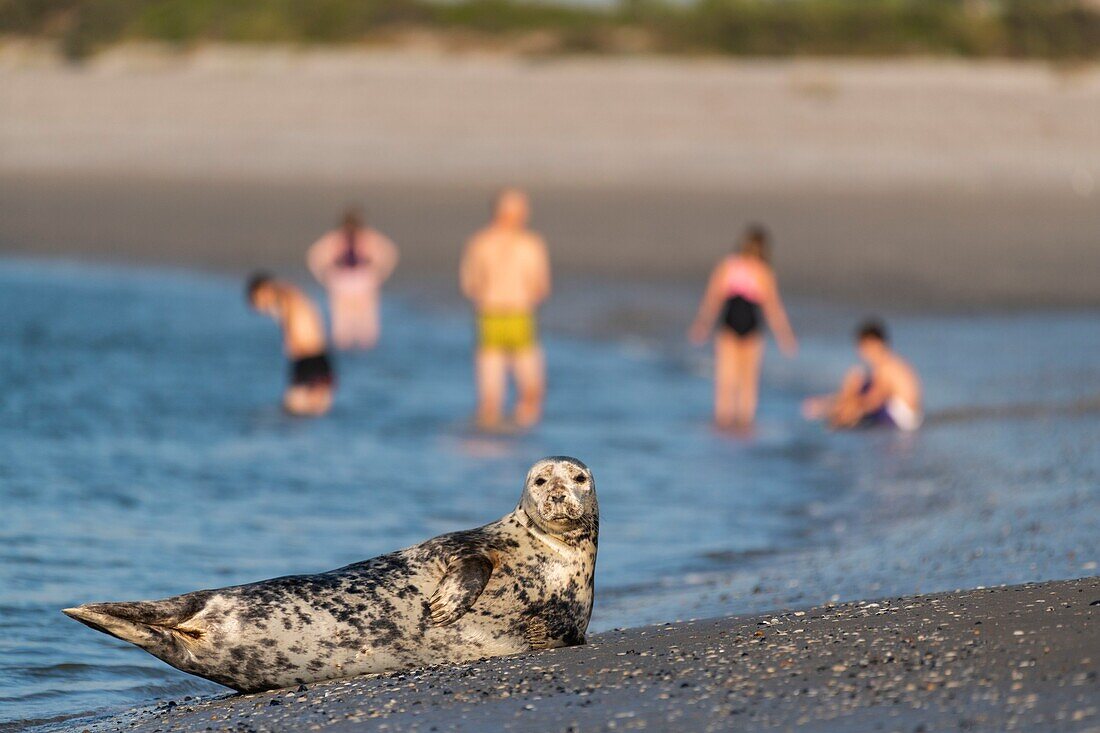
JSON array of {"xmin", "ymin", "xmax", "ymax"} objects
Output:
[
  {"xmin": 4, "ymin": 174, "xmax": 1100, "ymax": 310},
  {"xmin": 61, "ymin": 577, "xmax": 1100, "ymax": 733}
]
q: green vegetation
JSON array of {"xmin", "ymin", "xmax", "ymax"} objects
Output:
[{"xmin": 1, "ymin": 0, "xmax": 1098, "ymax": 61}]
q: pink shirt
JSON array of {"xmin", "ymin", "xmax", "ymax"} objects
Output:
[{"xmin": 723, "ymin": 257, "xmax": 765, "ymax": 303}]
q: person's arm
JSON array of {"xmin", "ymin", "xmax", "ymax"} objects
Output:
[
  {"xmin": 529, "ymin": 237, "xmax": 551, "ymax": 305},
  {"xmin": 689, "ymin": 262, "xmax": 726, "ymax": 344},
  {"xmin": 853, "ymin": 366, "xmax": 892, "ymax": 413},
  {"xmin": 459, "ymin": 238, "xmax": 482, "ymax": 303},
  {"xmin": 371, "ymin": 230, "xmax": 400, "ymax": 283},
  {"xmin": 306, "ymin": 234, "xmax": 334, "ymax": 284},
  {"xmin": 803, "ymin": 367, "xmax": 859, "ymax": 421},
  {"xmin": 821, "ymin": 366, "xmax": 876, "ymax": 428},
  {"xmin": 760, "ymin": 268, "xmax": 798, "ymax": 357},
  {"xmin": 272, "ymin": 285, "xmax": 294, "ymax": 351}
]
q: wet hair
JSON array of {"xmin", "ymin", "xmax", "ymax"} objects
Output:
[
  {"xmin": 856, "ymin": 319, "xmax": 889, "ymax": 344},
  {"xmin": 245, "ymin": 271, "xmax": 273, "ymax": 304},
  {"xmin": 739, "ymin": 224, "xmax": 770, "ymax": 263},
  {"xmin": 342, "ymin": 207, "xmax": 364, "ymax": 231}
]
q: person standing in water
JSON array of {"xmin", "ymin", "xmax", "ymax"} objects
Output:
[
  {"xmin": 246, "ymin": 273, "xmax": 335, "ymax": 417},
  {"xmin": 690, "ymin": 225, "xmax": 797, "ymax": 430},
  {"xmin": 307, "ymin": 207, "xmax": 399, "ymax": 350},
  {"xmin": 802, "ymin": 319, "xmax": 923, "ymax": 431},
  {"xmin": 460, "ymin": 189, "xmax": 551, "ymax": 430}
]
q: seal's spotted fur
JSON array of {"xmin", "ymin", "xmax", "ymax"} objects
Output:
[{"xmin": 63, "ymin": 457, "xmax": 598, "ymax": 692}]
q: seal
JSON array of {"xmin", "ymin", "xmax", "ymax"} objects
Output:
[{"xmin": 63, "ymin": 456, "xmax": 598, "ymax": 692}]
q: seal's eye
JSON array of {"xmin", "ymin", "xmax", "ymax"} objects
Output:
[
  {"xmin": 574, "ymin": 474, "xmax": 587, "ymax": 484},
  {"xmin": 534, "ymin": 477, "xmax": 547, "ymax": 486}
]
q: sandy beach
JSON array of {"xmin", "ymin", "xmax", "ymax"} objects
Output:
[
  {"xmin": 3, "ymin": 47, "xmax": 1100, "ymax": 190},
  {"xmin": 62, "ymin": 578, "xmax": 1099, "ymax": 733},
  {"xmin": 2, "ymin": 49, "xmax": 1100, "ymax": 306}
]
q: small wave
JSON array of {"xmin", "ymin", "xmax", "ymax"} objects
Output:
[
  {"xmin": 700, "ymin": 547, "xmax": 781, "ymax": 565},
  {"xmin": 927, "ymin": 395, "xmax": 1100, "ymax": 425},
  {"xmin": 0, "ymin": 713, "xmax": 87, "ymax": 733},
  {"xmin": 17, "ymin": 662, "xmax": 172, "ymax": 680}
]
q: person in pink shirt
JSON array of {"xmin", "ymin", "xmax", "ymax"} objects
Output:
[
  {"xmin": 307, "ymin": 207, "xmax": 399, "ymax": 350},
  {"xmin": 690, "ymin": 225, "xmax": 797, "ymax": 430}
]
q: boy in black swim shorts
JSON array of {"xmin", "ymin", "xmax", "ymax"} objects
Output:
[{"xmin": 246, "ymin": 273, "xmax": 336, "ymax": 416}]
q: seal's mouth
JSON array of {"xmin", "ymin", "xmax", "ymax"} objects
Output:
[
  {"xmin": 538, "ymin": 497, "xmax": 583, "ymax": 523},
  {"xmin": 64, "ymin": 603, "xmax": 207, "ymax": 649}
]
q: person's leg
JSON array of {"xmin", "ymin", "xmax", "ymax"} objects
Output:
[
  {"xmin": 330, "ymin": 294, "xmax": 356, "ymax": 351},
  {"xmin": 284, "ymin": 387, "xmax": 306, "ymax": 415},
  {"xmin": 335, "ymin": 293, "xmax": 378, "ymax": 351},
  {"xmin": 284, "ymin": 386, "xmax": 332, "ymax": 416},
  {"xmin": 356, "ymin": 291, "xmax": 381, "ymax": 349},
  {"xmin": 308, "ymin": 386, "xmax": 334, "ymax": 416},
  {"xmin": 714, "ymin": 331, "xmax": 739, "ymax": 428},
  {"xmin": 512, "ymin": 346, "xmax": 545, "ymax": 428},
  {"xmin": 475, "ymin": 348, "xmax": 508, "ymax": 428},
  {"xmin": 735, "ymin": 335, "xmax": 765, "ymax": 427}
]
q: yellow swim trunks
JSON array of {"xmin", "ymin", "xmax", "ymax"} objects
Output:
[{"xmin": 477, "ymin": 312, "xmax": 538, "ymax": 352}]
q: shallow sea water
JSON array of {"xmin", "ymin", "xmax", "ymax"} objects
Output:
[{"xmin": 1, "ymin": 260, "xmax": 1097, "ymax": 730}]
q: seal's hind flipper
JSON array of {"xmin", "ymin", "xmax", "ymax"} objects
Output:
[
  {"xmin": 63, "ymin": 594, "xmax": 209, "ymax": 649},
  {"xmin": 428, "ymin": 555, "xmax": 493, "ymax": 626}
]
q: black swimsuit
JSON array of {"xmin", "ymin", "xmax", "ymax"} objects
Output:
[
  {"xmin": 290, "ymin": 353, "xmax": 335, "ymax": 388},
  {"xmin": 720, "ymin": 296, "xmax": 761, "ymax": 337},
  {"xmin": 336, "ymin": 230, "xmax": 370, "ymax": 270}
]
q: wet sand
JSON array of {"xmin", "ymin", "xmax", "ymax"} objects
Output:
[
  {"xmin": 3, "ymin": 173, "xmax": 1100, "ymax": 309},
  {"xmin": 3, "ymin": 51, "xmax": 1100, "ymax": 307},
  {"xmin": 70, "ymin": 577, "xmax": 1099, "ymax": 733}
]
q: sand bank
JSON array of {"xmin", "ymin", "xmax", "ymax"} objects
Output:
[
  {"xmin": 3, "ymin": 48, "xmax": 1100, "ymax": 191},
  {"xmin": 2, "ymin": 50, "xmax": 1099, "ymax": 306},
  {"xmin": 69, "ymin": 577, "xmax": 1099, "ymax": 733}
]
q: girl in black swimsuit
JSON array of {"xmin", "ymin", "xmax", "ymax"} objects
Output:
[
  {"xmin": 720, "ymin": 294, "xmax": 761, "ymax": 337},
  {"xmin": 689, "ymin": 225, "xmax": 798, "ymax": 429}
]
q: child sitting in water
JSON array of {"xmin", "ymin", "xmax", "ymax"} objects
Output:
[
  {"xmin": 246, "ymin": 273, "xmax": 335, "ymax": 417},
  {"xmin": 803, "ymin": 319, "xmax": 923, "ymax": 431}
]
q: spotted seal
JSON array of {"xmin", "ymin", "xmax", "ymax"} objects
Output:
[{"xmin": 63, "ymin": 456, "xmax": 598, "ymax": 692}]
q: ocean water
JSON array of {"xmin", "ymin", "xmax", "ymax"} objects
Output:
[{"xmin": 1, "ymin": 260, "xmax": 1097, "ymax": 731}]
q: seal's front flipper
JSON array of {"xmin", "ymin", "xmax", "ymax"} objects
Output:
[
  {"xmin": 63, "ymin": 594, "xmax": 209, "ymax": 649},
  {"xmin": 428, "ymin": 555, "xmax": 493, "ymax": 626}
]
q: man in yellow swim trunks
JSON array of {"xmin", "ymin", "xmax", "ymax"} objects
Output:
[{"xmin": 460, "ymin": 189, "xmax": 551, "ymax": 429}]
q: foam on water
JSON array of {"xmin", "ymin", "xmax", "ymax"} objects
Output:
[{"xmin": 1, "ymin": 261, "xmax": 1097, "ymax": 729}]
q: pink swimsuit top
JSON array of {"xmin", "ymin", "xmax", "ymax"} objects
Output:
[{"xmin": 724, "ymin": 258, "xmax": 765, "ymax": 303}]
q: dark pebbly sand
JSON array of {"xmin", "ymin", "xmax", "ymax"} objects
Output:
[{"xmin": 72, "ymin": 578, "xmax": 1099, "ymax": 733}]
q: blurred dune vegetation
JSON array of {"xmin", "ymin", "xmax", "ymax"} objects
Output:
[{"xmin": 1, "ymin": 0, "xmax": 1099, "ymax": 61}]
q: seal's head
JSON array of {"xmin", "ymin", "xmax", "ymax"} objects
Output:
[{"xmin": 520, "ymin": 456, "xmax": 598, "ymax": 539}]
